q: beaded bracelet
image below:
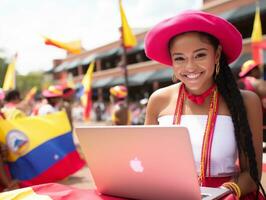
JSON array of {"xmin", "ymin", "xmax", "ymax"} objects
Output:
[{"xmin": 222, "ymin": 182, "xmax": 241, "ymax": 198}]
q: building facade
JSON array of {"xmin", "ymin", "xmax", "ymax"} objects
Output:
[{"xmin": 49, "ymin": 0, "xmax": 265, "ymax": 101}]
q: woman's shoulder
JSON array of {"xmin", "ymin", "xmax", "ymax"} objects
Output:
[
  {"xmin": 240, "ymin": 89, "xmax": 261, "ymax": 105},
  {"xmin": 149, "ymin": 82, "xmax": 181, "ymax": 102}
]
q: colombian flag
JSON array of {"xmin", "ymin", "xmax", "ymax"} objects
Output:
[
  {"xmin": 81, "ymin": 62, "xmax": 95, "ymax": 121},
  {"xmin": 0, "ymin": 111, "xmax": 85, "ymax": 187}
]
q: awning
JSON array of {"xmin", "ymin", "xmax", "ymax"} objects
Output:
[
  {"xmin": 147, "ymin": 68, "xmax": 172, "ymax": 83},
  {"xmin": 219, "ymin": 0, "xmax": 266, "ymax": 22},
  {"xmin": 66, "ymin": 59, "xmax": 81, "ymax": 70},
  {"xmin": 108, "ymin": 70, "xmax": 157, "ymax": 87},
  {"xmin": 81, "ymin": 55, "xmax": 96, "ymax": 66},
  {"xmin": 92, "ymin": 77, "xmax": 114, "ymax": 89},
  {"xmin": 54, "ymin": 61, "xmax": 70, "ymax": 73},
  {"xmin": 230, "ymin": 52, "xmax": 266, "ymax": 69}
]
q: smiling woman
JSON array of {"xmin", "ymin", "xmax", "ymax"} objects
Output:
[{"xmin": 144, "ymin": 10, "xmax": 265, "ymax": 199}]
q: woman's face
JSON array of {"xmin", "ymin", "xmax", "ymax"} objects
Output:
[{"xmin": 170, "ymin": 32, "xmax": 221, "ymax": 94}]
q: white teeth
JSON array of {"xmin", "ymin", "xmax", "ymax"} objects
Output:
[{"xmin": 185, "ymin": 73, "xmax": 200, "ymax": 79}]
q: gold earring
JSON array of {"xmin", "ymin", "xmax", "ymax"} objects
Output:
[
  {"xmin": 215, "ymin": 62, "xmax": 220, "ymax": 78},
  {"xmin": 172, "ymin": 74, "xmax": 178, "ymax": 83}
]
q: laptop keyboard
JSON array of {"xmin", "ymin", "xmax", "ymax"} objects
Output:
[{"xmin": 201, "ymin": 194, "xmax": 210, "ymax": 199}]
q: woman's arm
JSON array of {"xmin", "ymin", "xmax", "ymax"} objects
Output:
[{"xmin": 236, "ymin": 90, "xmax": 263, "ymax": 196}]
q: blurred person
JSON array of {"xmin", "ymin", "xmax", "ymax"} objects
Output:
[
  {"xmin": 38, "ymin": 85, "xmax": 63, "ymax": 115},
  {"xmin": 1, "ymin": 90, "xmax": 26, "ymax": 119},
  {"xmin": 0, "ymin": 89, "xmax": 20, "ymax": 191},
  {"xmin": 93, "ymin": 100, "xmax": 106, "ymax": 122},
  {"xmin": 144, "ymin": 10, "xmax": 265, "ymax": 199},
  {"xmin": 109, "ymin": 85, "xmax": 131, "ymax": 125},
  {"xmin": 61, "ymin": 87, "xmax": 76, "ymax": 128},
  {"xmin": 238, "ymin": 60, "xmax": 266, "ymax": 97},
  {"xmin": 238, "ymin": 60, "xmax": 266, "ymax": 143}
]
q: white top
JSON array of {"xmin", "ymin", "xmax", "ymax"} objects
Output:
[
  {"xmin": 38, "ymin": 104, "xmax": 58, "ymax": 115},
  {"xmin": 158, "ymin": 115, "xmax": 238, "ymax": 177}
]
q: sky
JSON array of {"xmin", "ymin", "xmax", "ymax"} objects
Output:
[{"xmin": 0, "ymin": 0, "xmax": 203, "ymax": 75}]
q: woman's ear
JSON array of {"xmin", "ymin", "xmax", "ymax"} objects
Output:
[{"xmin": 215, "ymin": 45, "xmax": 222, "ymax": 63}]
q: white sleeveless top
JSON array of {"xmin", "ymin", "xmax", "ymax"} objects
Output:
[{"xmin": 158, "ymin": 115, "xmax": 238, "ymax": 177}]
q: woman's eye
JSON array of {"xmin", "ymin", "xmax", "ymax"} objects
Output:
[
  {"xmin": 174, "ymin": 57, "xmax": 185, "ymax": 62},
  {"xmin": 195, "ymin": 53, "xmax": 206, "ymax": 59}
]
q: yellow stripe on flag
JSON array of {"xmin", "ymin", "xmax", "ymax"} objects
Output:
[
  {"xmin": 119, "ymin": 0, "xmax": 137, "ymax": 48},
  {"xmin": 81, "ymin": 62, "xmax": 94, "ymax": 107},
  {"xmin": 251, "ymin": 6, "xmax": 262, "ymax": 42},
  {"xmin": 0, "ymin": 187, "xmax": 52, "ymax": 200},
  {"xmin": 0, "ymin": 111, "xmax": 71, "ymax": 162},
  {"xmin": 3, "ymin": 56, "xmax": 16, "ymax": 91}
]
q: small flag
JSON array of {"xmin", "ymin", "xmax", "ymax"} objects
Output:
[
  {"xmin": 251, "ymin": 6, "xmax": 263, "ymax": 64},
  {"xmin": 43, "ymin": 36, "xmax": 82, "ymax": 54},
  {"xmin": 81, "ymin": 62, "xmax": 95, "ymax": 121},
  {"xmin": 119, "ymin": 0, "xmax": 137, "ymax": 48},
  {"xmin": 24, "ymin": 86, "xmax": 37, "ymax": 102},
  {"xmin": 3, "ymin": 54, "xmax": 17, "ymax": 91}
]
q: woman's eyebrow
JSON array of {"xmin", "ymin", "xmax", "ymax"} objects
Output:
[{"xmin": 172, "ymin": 48, "xmax": 208, "ymax": 56}]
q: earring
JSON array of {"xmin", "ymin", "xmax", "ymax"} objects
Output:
[
  {"xmin": 215, "ymin": 62, "xmax": 220, "ymax": 78},
  {"xmin": 172, "ymin": 74, "xmax": 178, "ymax": 83}
]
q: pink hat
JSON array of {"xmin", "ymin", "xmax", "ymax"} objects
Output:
[
  {"xmin": 145, "ymin": 10, "xmax": 242, "ymax": 66},
  {"xmin": 238, "ymin": 60, "xmax": 259, "ymax": 77},
  {"xmin": 109, "ymin": 85, "xmax": 128, "ymax": 99},
  {"xmin": 42, "ymin": 85, "xmax": 63, "ymax": 98},
  {"xmin": 0, "ymin": 89, "xmax": 5, "ymax": 100}
]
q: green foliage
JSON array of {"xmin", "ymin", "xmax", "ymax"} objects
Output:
[{"xmin": 16, "ymin": 72, "xmax": 44, "ymax": 96}]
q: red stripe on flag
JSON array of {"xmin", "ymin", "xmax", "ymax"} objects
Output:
[
  {"xmin": 84, "ymin": 90, "xmax": 92, "ymax": 121},
  {"xmin": 20, "ymin": 151, "xmax": 85, "ymax": 187}
]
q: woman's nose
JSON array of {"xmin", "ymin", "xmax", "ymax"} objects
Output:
[{"xmin": 184, "ymin": 59, "xmax": 197, "ymax": 71}]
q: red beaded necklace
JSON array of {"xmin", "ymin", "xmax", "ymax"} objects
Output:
[
  {"xmin": 173, "ymin": 83, "xmax": 219, "ymax": 186},
  {"xmin": 183, "ymin": 84, "xmax": 216, "ymax": 105}
]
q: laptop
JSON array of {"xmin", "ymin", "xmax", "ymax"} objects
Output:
[{"xmin": 75, "ymin": 125, "xmax": 230, "ymax": 200}]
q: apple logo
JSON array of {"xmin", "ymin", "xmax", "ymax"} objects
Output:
[{"xmin": 130, "ymin": 157, "xmax": 144, "ymax": 173}]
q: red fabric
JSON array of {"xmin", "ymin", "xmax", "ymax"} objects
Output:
[
  {"xmin": 32, "ymin": 183, "xmax": 124, "ymax": 200},
  {"xmin": 240, "ymin": 77, "xmax": 256, "ymax": 92},
  {"xmin": 20, "ymin": 151, "xmax": 85, "ymax": 187}
]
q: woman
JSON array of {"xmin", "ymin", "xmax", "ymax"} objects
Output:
[
  {"xmin": 144, "ymin": 10, "xmax": 265, "ymax": 199},
  {"xmin": 109, "ymin": 85, "xmax": 131, "ymax": 125}
]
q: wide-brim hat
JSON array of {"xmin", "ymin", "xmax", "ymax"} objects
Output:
[
  {"xmin": 42, "ymin": 85, "xmax": 63, "ymax": 98},
  {"xmin": 109, "ymin": 85, "xmax": 128, "ymax": 99},
  {"xmin": 239, "ymin": 59, "xmax": 259, "ymax": 77},
  {"xmin": 144, "ymin": 10, "xmax": 242, "ymax": 66}
]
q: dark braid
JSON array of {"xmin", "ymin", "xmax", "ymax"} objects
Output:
[{"xmin": 215, "ymin": 53, "xmax": 265, "ymax": 199}]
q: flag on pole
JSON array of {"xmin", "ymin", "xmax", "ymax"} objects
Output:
[
  {"xmin": 3, "ymin": 54, "xmax": 17, "ymax": 91},
  {"xmin": 251, "ymin": 6, "xmax": 263, "ymax": 64},
  {"xmin": 0, "ymin": 111, "xmax": 85, "ymax": 186},
  {"xmin": 24, "ymin": 86, "xmax": 37, "ymax": 102},
  {"xmin": 81, "ymin": 62, "xmax": 95, "ymax": 121},
  {"xmin": 119, "ymin": 0, "xmax": 137, "ymax": 48},
  {"xmin": 43, "ymin": 36, "xmax": 82, "ymax": 54}
]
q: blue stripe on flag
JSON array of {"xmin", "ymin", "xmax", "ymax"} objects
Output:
[{"xmin": 9, "ymin": 131, "xmax": 76, "ymax": 180}]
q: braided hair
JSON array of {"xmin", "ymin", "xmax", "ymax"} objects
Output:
[{"xmin": 202, "ymin": 33, "xmax": 266, "ymax": 199}]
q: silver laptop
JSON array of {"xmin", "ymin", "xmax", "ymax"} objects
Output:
[{"xmin": 75, "ymin": 125, "xmax": 230, "ymax": 200}]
